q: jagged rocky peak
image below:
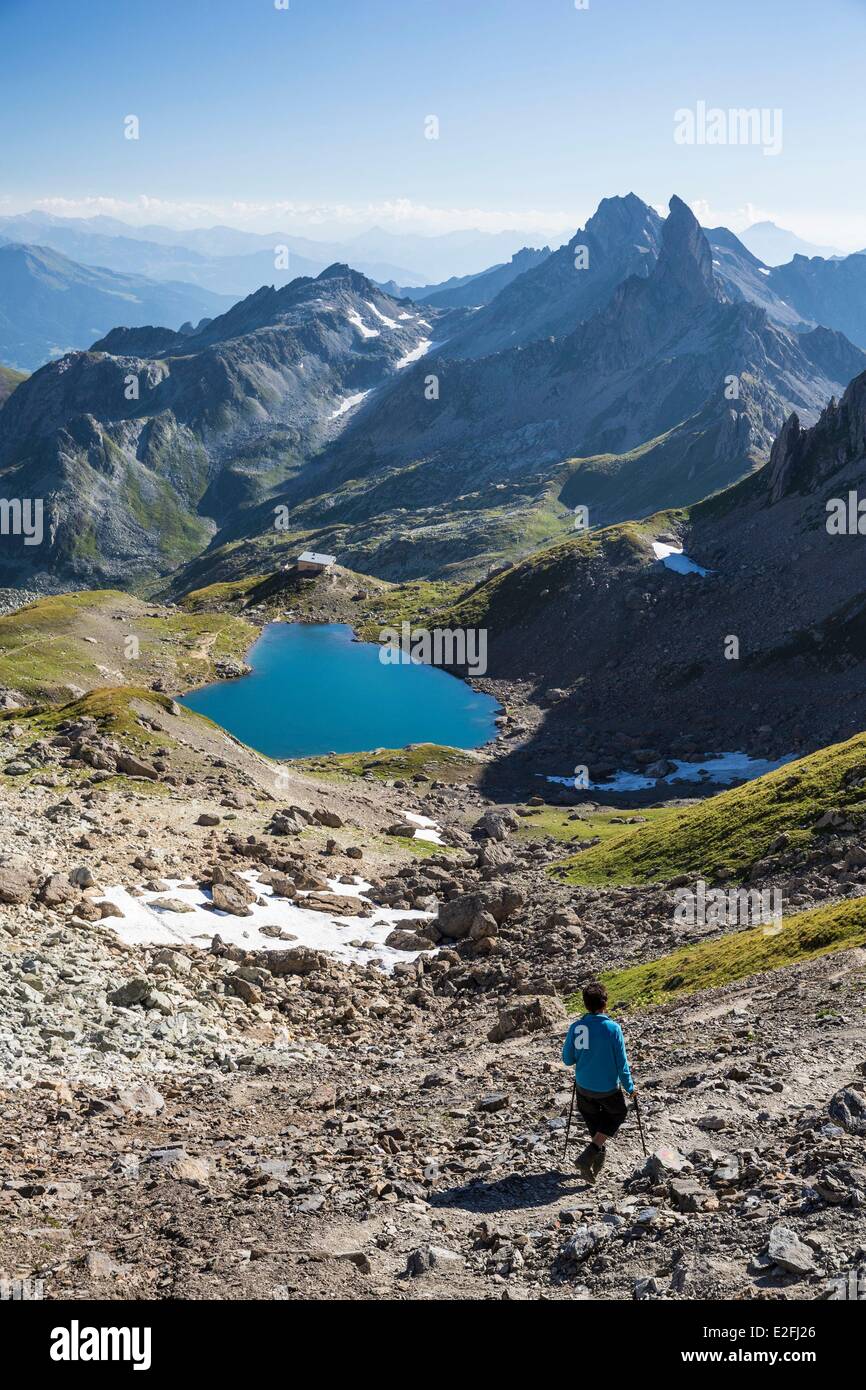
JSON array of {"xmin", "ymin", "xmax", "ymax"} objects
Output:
[
  {"xmin": 582, "ymin": 192, "xmax": 661, "ymax": 253},
  {"xmin": 179, "ymin": 317, "xmax": 212, "ymax": 336},
  {"xmin": 510, "ymin": 245, "xmax": 551, "ymax": 267},
  {"xmin": 0, "ymin": 241, "xmax": 440, "ymax": 582},
  {"xmin": 314, "ymin": 261, "xmax": 373, "ymax": 290},
  {"xmin": 653, "ymin": 194, "xmax": 718, "ymax": 305},
  {"xmin": 765, "ymin": 365, "xmax": 866, "ymax": 502},
  {"xmin": 835, "ymin": 367, "xmax": 866, "ymax": 450},
  {"xmin": 90, "ymin": 325, "xmax": 186, "ymax": 356},
  {"xmin": 137, "ymin": 273, "xmax": 312, "ymax": 355},
  {"xmin": 181, "ymin": 261, "xmax": 395, "ymax": 349},
  {"xmin": 765, "ymin": 411, "xmax": 806, "ymax": 503}
]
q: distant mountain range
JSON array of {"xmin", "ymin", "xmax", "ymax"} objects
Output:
[
  {"xmin": 738, "ymin": 220, "xmax": 843, "ymax": 265},
  {"xmin": 6, "ymin": 204, "xmax": 866, "ymax": 375},
  {"xmin": 0, "ymin": 265, "xmax": 452, "ymax": 581},
  {"xmin": 378, "ymin": 247, "xmax": 553, "ymax": 309},
  {"xmin": 6, "ymin": 192, "xmax": 866, "ymax": 595},
  {"xmin": 184, "ymin": 195, "xmax": 860, "ymax": 587},
  {"xmin": 0, "ymin": 240, "xmax": 234, "ymax": 371},
  {"xmin": 0, "ymin": 212, "xmax": 565, "ymax": 299}
]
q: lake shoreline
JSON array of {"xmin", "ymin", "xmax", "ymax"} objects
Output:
[
  {"xmin": 179, "ymin": 621, "xmax": 502, "ymax": 760},
  {"xmin": 171, "ymin": 573, "xmax": 802, "ymax": 806}
]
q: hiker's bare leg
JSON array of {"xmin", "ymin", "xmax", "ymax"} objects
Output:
[{"xmin": 592, "ymin": 1132, "xmax": 608, "ymax": 1147}]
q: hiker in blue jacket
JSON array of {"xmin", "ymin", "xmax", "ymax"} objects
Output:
[{"xmin": 562, "ymin": 979, "xmax": 637, "ymax": 1182}]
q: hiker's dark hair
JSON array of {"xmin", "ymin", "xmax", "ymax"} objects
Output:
[{"xmin": 582, "ymin": 980, "xmax": 608, "ymax": 1013}]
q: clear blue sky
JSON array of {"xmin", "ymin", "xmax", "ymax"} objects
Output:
[{"xmin": 2, "ymin": 0, "xmax": 865, "ymax": 245}]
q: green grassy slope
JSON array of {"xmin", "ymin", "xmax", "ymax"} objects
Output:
[
  {"xmin": 552, "ymin": 733, "xmax": 866, "ymax": 886},
  {"xmin": 0, "ymin": 591, "xmax": 256, "ymax": 700},
  {"xmin": 0, "ymin": 365, "xmax": 27, "ymax": 408},
  {"xmin": 516, "ymin": 805, "xmax": 673, "ymax": 846},
  {"xmin": 294, "ymin": 744, "xmax": 482, "ymax": 784},
  {"xmin": 583, "ymin": 896, "xmax": 866, "ymax": 1013},
  {"xmin": 434, "ymin": 510, "xmax": 688, "ymax": 633}
]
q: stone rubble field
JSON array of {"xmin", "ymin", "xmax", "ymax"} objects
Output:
[{"xmin": 0, "ymin": 694, "xmax": 864, "ymax": 1301}]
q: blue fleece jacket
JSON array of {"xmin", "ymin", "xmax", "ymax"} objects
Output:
[{"xmin": 562, "ymin": 1013, "xmax": 635, "ymax": 1094}]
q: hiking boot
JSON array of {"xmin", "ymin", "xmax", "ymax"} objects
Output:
[
  {"xmin": 575, "ymin": 1143, "xmax": 600, "ymax": 1183},
  {"xmin": 590, "ymin": 1144, "xmax": 607, "ymax": 1179}
]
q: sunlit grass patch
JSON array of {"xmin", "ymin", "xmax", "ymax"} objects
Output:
[
  {"xmin": 516, "ymin": 804, "xmax": 673, "ymax": 848},
  {"xmin": 576, "ymin": 896, "xmax": 866, "ymax": 1013},
  {"xmin": 552, "ymin": 733, "xmax": 866, "ymax": 886},
  {"xmin": 292, "ymin": 743, "xmax": 482, "ymax": 784}
]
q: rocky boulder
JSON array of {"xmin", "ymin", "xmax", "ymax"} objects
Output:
[
  {"xmin": 406, "ymin": 1245, "xmax": 464, "ymax": 1276},
  {"xmin": 116, "ymin": 753, "xmax": 160, "ymax": 780},
  {"xmin": 384, "ymin": 928, "xmax": 431, "ymax": 952},
  {"xmin": 766, "ymin": 1225, "xmax": 817, "ymax": 1276},
  {"xmin": 559, "ymin": 1223, "xmax": 611, "ymax": 1265},
  {"xmin": 488, "ymin": 993, "xmax": 565, "ymax": 1043},
  {"xmin": 211, "ymin": 883, "xmax": 253, "ymax": 917},
  {"xmin": 476, "ymin": 842, "xmax": 514, "ymax": 871},
  {"xmin": 108, "ymin": 977, "xmax": 152, "ymax": 1008},
  {"xmin": 828, "ymin": 1085, "xmax": 866, "ymax": 1136},
  {"xmin": 0, "ymin": 856, "xmax": 39, "ymax": 904},
  {"xmin": 303, "ymin": 893, "xmax": 368, "ymax": 917},
  {"xmin": 472, "ymin": 808, "xmax": 520, "ymax": 841},
  {"xmin": 38, "ymin": 873, "xmax": 79, "ymax": 907},
  {"xmin": 263, "ymin": 946, "xmax": 325, "ymax": 976},
  {"xmin": 209, "ymin": 865, "xmax": 258, "ymax": 916},
  {"xmin": 116, "ymin": 1083, "xmax": 166, "ymax": 1118},
  {"xmin": 468, "ymin": 910, "xmax": 499, "ymax": 942},
  {"xmin": 436, "ymin": 884, "xmax": 524, "ymax": 940}
]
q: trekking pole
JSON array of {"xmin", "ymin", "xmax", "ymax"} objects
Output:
[
  {"xmin": 633, "ymin": 1092, "xmax": 648, "ymax": 1158},
  {"xmin": 563, "ymin": 1080, "xmax": 576, "ymax": 1160}
]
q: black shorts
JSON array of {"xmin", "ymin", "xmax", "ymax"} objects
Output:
[{"xmin": 574, "ymin": 1086, "xmax": 628, "ymax": 1138}]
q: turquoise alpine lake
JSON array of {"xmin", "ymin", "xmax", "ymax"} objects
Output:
[{"xmin": 179, "ymin": 622, "xmax": 500, "ymax": 757}]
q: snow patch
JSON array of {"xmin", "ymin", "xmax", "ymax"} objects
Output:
[
  {"xmin": 403, "ymin": 811, "xmax": 444, "ymax": 845},
  {"xmin": 546, "ymin": 751, "xmax": 795, "ymax": 794},
  {"xmin": 396, "ymin": 339, "xmax": 440, "ymax": 369},
  {"xmin": 347, "ymin": 311, "xmax": 379, "ymax": 339},
  {"xmin": 99, "ymin": 871, "xmax": 433, "ymax": 972},
  {"xmin": 331, "ymin": 390, "xmax": 371, "ymax": 419},
  {"xmin": 365, "ymin": 300, "xmax": 398, "ymax": 328},
  {"xmin": 652, "ymin": 541, "xmax": 711, "ymax": 576}
]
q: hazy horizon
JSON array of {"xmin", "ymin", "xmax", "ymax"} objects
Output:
[{"xmin": 2, "ymin": 0, "xmax": 866, "ymax": 250}]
